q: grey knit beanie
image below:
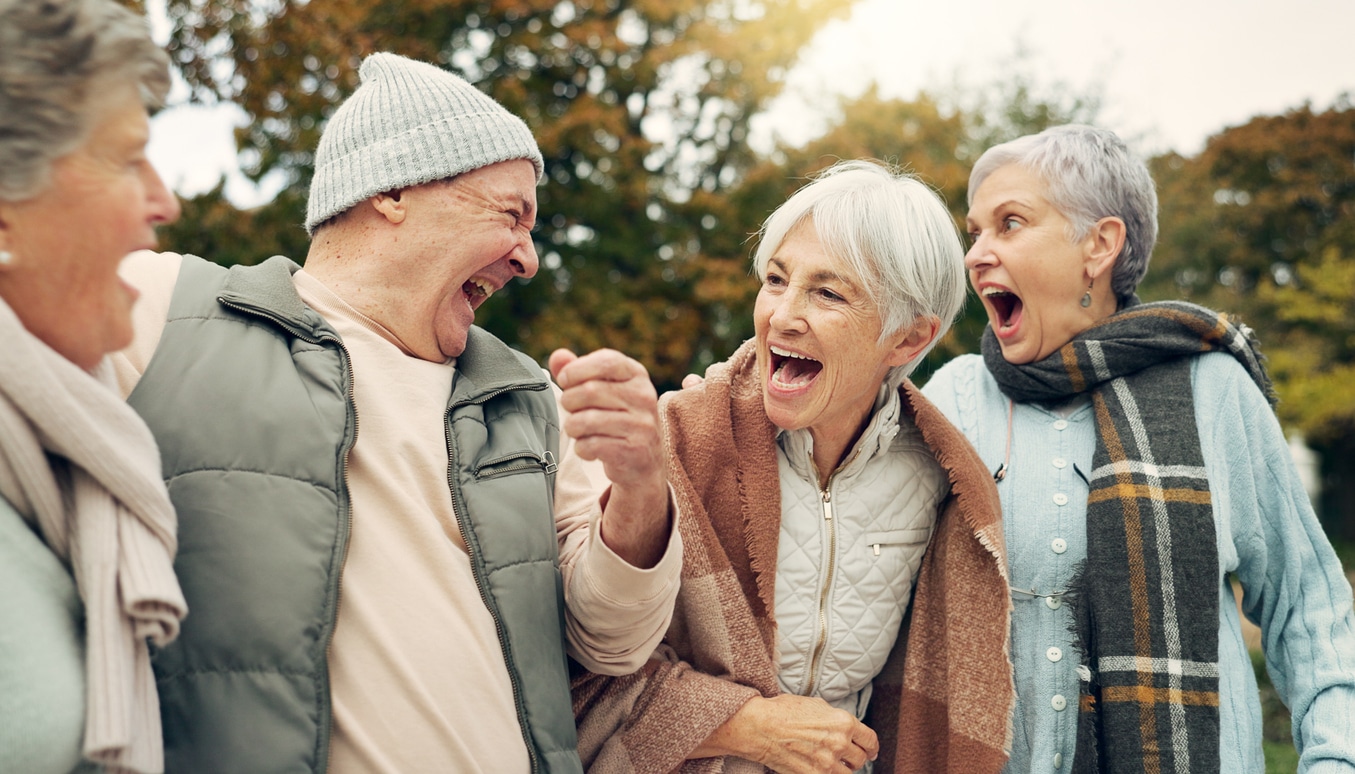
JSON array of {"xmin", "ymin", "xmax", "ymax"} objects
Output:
[{"xmin": 305, "ymin": 52, "xmax": 544, "ymax": 233}]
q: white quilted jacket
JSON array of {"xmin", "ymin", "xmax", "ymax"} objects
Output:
[{"xmin": 773, "ymin": 384, "xmax": 948, "ymax": 718}]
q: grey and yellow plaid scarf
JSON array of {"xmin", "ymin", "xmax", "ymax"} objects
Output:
[{"xmin": 983, "ymin": 299, "xmax": 1274, "ymax": 774}]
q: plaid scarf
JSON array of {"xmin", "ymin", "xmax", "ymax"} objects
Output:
[{"xmin": 982, "ymin": 300, "xmax": 1273, "ymax": 774}]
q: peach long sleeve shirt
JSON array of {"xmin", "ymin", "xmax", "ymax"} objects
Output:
[{"xmin": 113, "ymin": 251, "xmax": 680, "ymax": 773}]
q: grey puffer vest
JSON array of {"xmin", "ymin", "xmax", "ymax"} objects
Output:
[{"xmin": 127, "ymin": 255, "xmax": 581, "ymax": 774}]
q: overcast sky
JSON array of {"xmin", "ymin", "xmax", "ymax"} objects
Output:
[{"xmin": 146, "ymin": 0, "xmax": 1355, "ymax": 208}]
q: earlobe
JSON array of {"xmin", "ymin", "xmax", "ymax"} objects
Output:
[
  {"xmin": 371, "ymin": 190, "xmax": 408, "ymax": 225},
  {"xmin": 884, "ymin": 316, "xmax": 941, "ymax": 368}
]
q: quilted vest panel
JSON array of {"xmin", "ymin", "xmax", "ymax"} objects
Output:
[
  {"xmin": 774, "ymin": 390, "xmax": 948, "ymax": 716},
  {"xmin": 129, "ymin": 255, "xmax": 581, "ymax": 773}
]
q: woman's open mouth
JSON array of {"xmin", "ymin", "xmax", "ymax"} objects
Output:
[
  {"xmin": 769, "ymin": 345, "xmax": 823, "ymax": 390},
  {"xmin": 982, "ymin": 288, "xmax": 1023, "ymax": 335}
]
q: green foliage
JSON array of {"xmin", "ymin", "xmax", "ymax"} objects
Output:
[
  {"xmin": 158, "ymin": 183, "xmax": 310, "ymax": 267},
  {"xmin": 1251, "ymin": 647, "xmax": 1299, "ymax": 773},
  {"xmin": 1147, "ymin": 102, "xmax": 1355, "ymax": 532},
  {"xmin": 160, "ymin": 0, "xmax": 854, "ymax": 390}
]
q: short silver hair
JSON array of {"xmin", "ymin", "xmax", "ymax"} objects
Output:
[
  {"xmin": 753, "ymin": 159, "xmax": 967, "ymax": 384},
  {"xmin": 968, "ymin": 124, "xmax": 1159, "ymax": 302},
  {"xmin": 0, "ymin": 0, "xmax": 170, "ymax": 202}
]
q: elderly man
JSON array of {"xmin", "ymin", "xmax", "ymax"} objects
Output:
[{"xmin": 112, "ymin": 53, "xmax": 679, "ymax": 773}]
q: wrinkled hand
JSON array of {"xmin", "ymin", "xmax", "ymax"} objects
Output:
[
  {"xmin": 697, "ymin": 694, "xmax": 879, "ymax": 774},
  {"xmin": 549, "ymin": 348, "xmax": 669, "ymax": 567}
]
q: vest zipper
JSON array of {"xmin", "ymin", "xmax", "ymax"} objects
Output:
[
  {"xmin": 217, "ymin": 298, "xmax": 357, "ymax": 773},
  {"xmin": 803, "ymin": 485, "xmax": 837, "ymax": 698},
  {"xmin": 444, "ymin": 396, "xmax": 543, "ymax": 774}
]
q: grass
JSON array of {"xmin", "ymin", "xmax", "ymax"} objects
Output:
[{"xmin": 1253, "ymin": 647, "xmax": 1298, "ymax": 773}]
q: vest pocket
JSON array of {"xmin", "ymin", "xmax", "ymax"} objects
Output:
[
  {"xmin": 864, "ymin": 527, "xmax": 931, "ymax": 557},
  {"xmin": 473, "ymin": 450, "xmax": 558, "ymax": 481}
]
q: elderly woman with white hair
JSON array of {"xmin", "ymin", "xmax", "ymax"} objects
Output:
[
  {"xmin": 573, "ymin": 160, "xmax": 1015, "ymax": 774},
  {"xmin": 0, "ymin": 1, "xmax": 185, "ymax": 772},
  {"xmin": 924, "ymin": 124, "xmax": 1355, "ymax": 773}
]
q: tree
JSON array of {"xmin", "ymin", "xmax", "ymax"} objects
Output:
[
  {"xmin": 1146, "ymin": 102, "xmax": 1355, "ymax": 534},
  {"xmin": 158, "ymin": 0, "xmax": 854, "ymax": 389}
]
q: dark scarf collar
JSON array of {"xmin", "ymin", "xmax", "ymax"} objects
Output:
[{"xmin": 984, "ymin": 299, "xmax": 1272, "ymax": 774}]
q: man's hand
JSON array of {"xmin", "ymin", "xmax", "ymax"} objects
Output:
[
  {"xmin": 549, "ymin": 348, "xmax": 670, "ymax": 568},
  {"xmin": 692, "ymin": 694, "xmax": 879, "ymax": 774}
]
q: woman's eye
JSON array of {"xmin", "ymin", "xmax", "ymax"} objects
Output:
[
  {"xmin": 818, "ymin": 288, "xmax": 843, "ymax": 302},
  {"xmin": 764, "ymin": 274, "xmax": 785, "ymax": 287},
  {"xmin": 1002, "ymin": 217, "xmax": 1021, "ymax": 232}
]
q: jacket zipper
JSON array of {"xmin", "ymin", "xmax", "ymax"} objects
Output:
[
  {"xmin": 218, "ymin": 298, "xmax": 358, "ymax": 773},
  {"xmin": 803, "ymin": 485, "xmax": 837, "ymax": 697},
  {"xmin": 444, "ymin": 383, "xmax": 551, "ymax": 774}
]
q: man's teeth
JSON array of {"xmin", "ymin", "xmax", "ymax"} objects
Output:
[
  {"xmin": 982, "ymin": 288, "xmax": 1012, "ymax": 298},
  {"xmin": 770, "ymin": 345, "xmax": 813, "ymax": 360},
  {"xmin": 468, "ymin": 278, "xmax": 494, "ymax": 298}
]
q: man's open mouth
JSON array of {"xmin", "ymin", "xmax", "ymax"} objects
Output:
[
  {"xmin": 463, "ymin": 278, "xmax": 494, "ymax": 308},
  {"xmin": 982, "ymin": 288, "xmax": 1023, "ymax": 332},
  {"xmin": 769, "ymin": 345, "xmax": 823, "ymax": 389}
]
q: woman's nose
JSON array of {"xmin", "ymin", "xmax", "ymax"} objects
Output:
[
  {"xmin": 767, "ymin": 291, "xmax": 808, "ymax": 332},
  {"xmin": 146, "ymin": 164, "xmax": 181, "ymax": 226},
  {"xmin": 964, "ymin": 234, "xmax": 993, "ymax": 271}
]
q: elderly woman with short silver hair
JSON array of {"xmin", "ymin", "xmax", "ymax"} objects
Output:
[
  {"xmin": 924, "ymin": 124, "xmax": 1355, "ymax": 773},
  {"xmin": 0, "ymin": 1, "xmax": 185, "ymax": 772},
  {"xmin": 574, "ymin": 160, "xmax": 1014, "ymax": 774}
]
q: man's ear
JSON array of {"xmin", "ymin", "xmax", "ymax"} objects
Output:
[
  {"xmin": 1084, "ymin": 216, "xmax": 1126, "ymax": 280},
  {"xmin": 883, "ymin": 316, "xmax": 941, "ymax": 368},
  {"xmin": 371, "ymin": 189, "xmax": 408, "ymax": 225}
]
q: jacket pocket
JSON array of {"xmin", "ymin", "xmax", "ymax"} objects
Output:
[
  {"xmin": 864, "ymin": 527, "xmax": 931, "ymax": 557},
  {"xmin": 473, "ymin": 450, "xmax": 558, "ymax": 481}
]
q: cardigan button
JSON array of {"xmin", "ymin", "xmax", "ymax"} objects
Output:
[
  {"xmin": 1047, "ymin": 646, "xmax": 1063, "ymax": 662},
  {"xmin": 1053, "ymin": 419, "xmax": 1069, "ymax": 431},
  {"xmin": 1046, "ymin": 595, "xmax": 1062, "ymax": 610},
  {"xmin": 1051, "ymin": 694, "xmax": 1067, "ymax": 711},
  {"xmin": 1054, "ymin": 752, "xmax": 1064, "ymax": 768},
  {"xmin": 1053, "ymin": 493, "xmax": 1069, "ymax": 506},
  {"xmin": 1051, "ymin": 538, "xmax": 1068, "ymax": 554},
  {"xmin": 1053, "ymin": 457, "xmax": 1068, "ymax": 469}
]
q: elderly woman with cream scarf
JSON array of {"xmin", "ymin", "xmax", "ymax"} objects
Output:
[{"xmin": 0, "ymin": 1, "xmax": 186, "ymax": 772}]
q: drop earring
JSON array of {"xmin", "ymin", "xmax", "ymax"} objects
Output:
[
  {"xmin": 0, "ymin": 249, "xmax": 13, "ymax": 266},
  {"xmin": 1080, "ymin": 276, "xmax": 1093, "ymax": 308}
]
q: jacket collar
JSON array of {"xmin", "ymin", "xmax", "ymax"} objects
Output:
[{"xmin": 450, "ymin": 327, "xmax": 549, "ymax": 406}]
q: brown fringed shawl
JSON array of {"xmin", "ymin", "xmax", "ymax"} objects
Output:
[{"xmin": 571, "ymin": 340, "xmax": 1014, "ymax": 773}]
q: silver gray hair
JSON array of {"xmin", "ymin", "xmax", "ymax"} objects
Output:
[
  {"xmin": 0, "ymin": 0, "xmax": 170, "ymax": 202},
  {"xmin": 968, "ymin": 124, "xmax": 1159, "ymax": 303},
  {"xmin": 753, "ymin": 159, "xmax": 967, "ymax": 385}
]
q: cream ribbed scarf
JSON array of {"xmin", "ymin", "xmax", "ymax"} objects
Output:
[{"xmin": 0, "ymin": 296, "xmax": 186, "ymax": 773}]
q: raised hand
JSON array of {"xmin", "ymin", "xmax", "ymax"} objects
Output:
[{"xmin": 549, "ymin": 348, "xmax": 669, "ymax": 568}]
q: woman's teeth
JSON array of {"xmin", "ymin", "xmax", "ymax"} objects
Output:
[
  {"xmin": 769, "ymin": 345, "xmax": 823, "ymax": 387},
  {"xmin": 770, "ymin": 345, "xmax": 812, "ymax": 360}
]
